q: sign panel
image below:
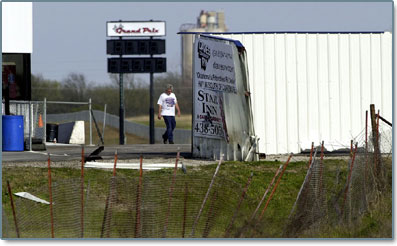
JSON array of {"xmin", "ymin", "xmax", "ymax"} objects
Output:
[
  {"xmin": 193, "ymin": 89, "xmax": 226, "ymax": 140},
  {"xmin": 194, "ymin": 36, "xmax": 236, "ymax": 94},
  {"xmin": 107, "ymin": 21, "xmax": 166, "ymax": 37},
  {"xmin": 108, "ymin": 57, "xmax": 166, "ymax": 73},
  {"xmin": 106, "ymin": 39, "xmax": 165, "ymax": 55},
  {"xmin": 193, "ymin": 36, "xmax": 236, "ymax": 140}
]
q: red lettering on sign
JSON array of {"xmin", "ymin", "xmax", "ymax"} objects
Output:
[
  {"xmin": 113, "ymin": 24, "xmax": 159, "ymax": 35},
  {"xmin": 143, "ymin": 27, "xmax": 159, "ymax": 33}
]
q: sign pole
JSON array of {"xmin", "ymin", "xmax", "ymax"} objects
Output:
[
  {"xmin": 119, "ymin": 36, "xmax": 125, "ymax": 145},
  {"xmin": 106, "ymin": 20, "xmax": 166, "ymax": 146},
  {"xmin": 149, "ymin": 35, "xmax": 155, "ymax": 144}
]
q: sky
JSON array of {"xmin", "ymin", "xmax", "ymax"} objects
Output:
[{"xmin": 31, "ymin": 2, "xmax": 393, "ymax": 86}]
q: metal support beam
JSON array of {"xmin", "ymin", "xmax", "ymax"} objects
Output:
[
  {"xmin": 119, "ymin": 36, "xmax": 125, "ymax": 145},
  {"xmin": 149, "ymin": 36, "xmax": 155, "ymax": 144}
]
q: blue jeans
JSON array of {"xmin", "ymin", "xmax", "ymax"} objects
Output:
[{"xmin": 163, "ymin": 116, "xmax": 176, "ymax": 142}]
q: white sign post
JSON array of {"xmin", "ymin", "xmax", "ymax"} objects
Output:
[{"xmin": 193, "ymin": 36, "xmax": 236, "ymax": 140}]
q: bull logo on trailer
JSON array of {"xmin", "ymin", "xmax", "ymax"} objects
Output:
[{"xmin": 197, "ymin": 41, "xmax": 211, "ymax": 70}]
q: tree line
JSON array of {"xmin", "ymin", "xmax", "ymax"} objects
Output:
[{"xmin": 31, "ymin": 72, "xmax": 192, "ymax": 117}]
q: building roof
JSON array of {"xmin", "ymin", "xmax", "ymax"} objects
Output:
[{"xmin": 178, "ymin": 31, "xmax": 386, "ymax": 35}]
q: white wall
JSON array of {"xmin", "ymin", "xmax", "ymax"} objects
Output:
[
  {"xmin": 2, "ymin": 2, "xmax": 33, "ymax": 53},
  {"xmin": 214, "ymin": 33, "xmax": 392, "ymax": 154}
]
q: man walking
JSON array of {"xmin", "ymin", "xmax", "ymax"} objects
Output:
[{"xmin": 157, "ymin": 84, "xmax": 181, "ymax": 144}]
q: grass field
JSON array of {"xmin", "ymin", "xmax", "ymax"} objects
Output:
[
  {"xmin": 126, "ymin": 114, "xmax": 192, "ymax": 130},
  {"xmin": 84, "ymin": 122, "xmax": 149, "ymax": 145},
  {"xmin": 2, "ymin": 157, "xmax": 392, "ymax": 238},
  {"xmin": 65, "ymin": 116, "xmax": 191, "ymax": 146}
]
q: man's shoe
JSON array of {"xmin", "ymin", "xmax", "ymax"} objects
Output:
[
  {"xmin": 169, "ymin": 141, "xmax": 174, "ymax": 144},
  {"xmin": 162, "ymin": 134, "xmax": 167, "ymax": 144}
]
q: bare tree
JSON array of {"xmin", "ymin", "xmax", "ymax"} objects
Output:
[{"xmin": 62, "ymin": 73, "xmax": 89, "ymax": 102}]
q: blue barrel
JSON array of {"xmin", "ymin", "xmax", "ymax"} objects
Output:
[{"xmin": 2, "ymin": 115, "xmax": 24, "ymax": 151}]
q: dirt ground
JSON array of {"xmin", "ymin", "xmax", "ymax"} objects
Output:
[{"xmin": 2, "ymin": 153, "xmax": 352, "ymax": 170}]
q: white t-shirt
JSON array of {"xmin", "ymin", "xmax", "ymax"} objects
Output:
[{"xmin": 157, "ymin": 92, "xmax": 177, "ymax": 116}]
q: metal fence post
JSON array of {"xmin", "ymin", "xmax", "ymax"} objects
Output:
[
  {"xmin": 89, "ymin": 98, "xmax": 92, "ymax": 146},
  {"xmin": 29, "ymin": 101, "xmax": 32, "ymax": 151},
  {"xmin": 102, "ymin": 104, "xmax": 107, "ymax": 143},
  {"xmin": 44, "ymin": 98, "xmax": 47, "ymax": 143}
]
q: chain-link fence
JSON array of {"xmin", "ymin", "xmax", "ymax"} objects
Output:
[
  {"xmin": 4, "ymin": 101, "xmax": 45, "ymax": 150},
  {"xmin": 3, "ymin": 99, "xmax": 92, "ymax": 150},
  {"xmin": 283, "ymin": 116, "xmax": 392, "ymax": 238},
  {"xmin": 4, "ymin": 173, "xmax": 261, "ymax": 238},
  {"xmin": 4, "ymin": 98, "xmax": 191, "ymax": 147},
  {"xmin": 3, "ymin": 139, "xmax": 391, "ymax": 239}
]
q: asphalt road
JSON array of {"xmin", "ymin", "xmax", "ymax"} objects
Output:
[{"xmin": 2, "ymin": 143, "xmax": 192, "ymax": 163}]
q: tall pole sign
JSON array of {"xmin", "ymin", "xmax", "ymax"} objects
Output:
[
  {"xmin": 118, "ymin": 35, "xmax": 124, "ymax": 145},
  {"xmin": 149, "ymin": 36, "xmax": 155, "ymax": 144},
  {"xmin": 107, "ymin": 20, "xmax": 166, "ymax": 145}
]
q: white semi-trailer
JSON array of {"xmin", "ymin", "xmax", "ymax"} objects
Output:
[{"xmin": 212, "ymin": 32, "xmax": 392, "ymax": 155}]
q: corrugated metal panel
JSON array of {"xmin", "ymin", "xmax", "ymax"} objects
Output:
[{"xmin": 213, "ymin": 33, "xmax": 392, "ymax": 154}]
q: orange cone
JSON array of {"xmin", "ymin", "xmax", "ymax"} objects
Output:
[{"xmin": 38, "ymin": 114, "xmax": 44, "ymax": 128}]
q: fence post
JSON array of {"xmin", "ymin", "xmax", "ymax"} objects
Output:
[
  {"xmin": 190, "ymin": 155, "xmax": 223, "ymax": 238},
  {"xmin": 29, "ymin": 101, "xmax": 32, "ymax": 151},
  {"xmin": 102, "ymin": 104, "xmax": 107, "ymax": 143},
  {"xmin": 89, "ymin": 98, "xmax": 92, "ymax": 146},
  {"xmin": 182, "ymin": 182, "xmax": 188, "ymax": 238},
  {"xmin": 250, "ymin": 165, "xmax": 283, "ymax": 222},
  {"xmin": 307, "ymin": 142, "xmax": 314, "ymax": 168},
  {"xmin": 258, "ymin": 154, "xmax": 293, "ymax": 221},
  {"xmin": 365, "ymin": 110, "xmax": 368, "ymax": 152},
  {"xmin": 101, "ymin": 150, "xmax": 118, "ymax": 238},
  {"xmin": 370, "ymin": 104, "xmax": 381, "ymax": 177},
  {"xmin": 341, "ymin": 143, "xmax": 358, "ymax": 219},
  {"xmin": 44, "ymin": 98, "xmax": 47, "ymax": 143},
  {"xmin": 163, "ymin": 150, "xmax": 180, "ymax": 238},
  {"xmin": 135, "ymin": 155, "xmax": 143, "ymax": 238},
  {"xmin": 224, "ymin": 172, "xmax": 254, "ymax": 237},
  {"xmin": 48, "ymin": 154, "xmax": 55, "ymax": 238},
  {"xmin": 202, "ymin": 190, "xmax": 219, "ymax": 238},
  {"xmin": 6, "ymin": 181, "xmax": 20, "ymax": 238},
  {"xmin": 80, "ymin": 146, "xmax": 85, "ymax": 238}
]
